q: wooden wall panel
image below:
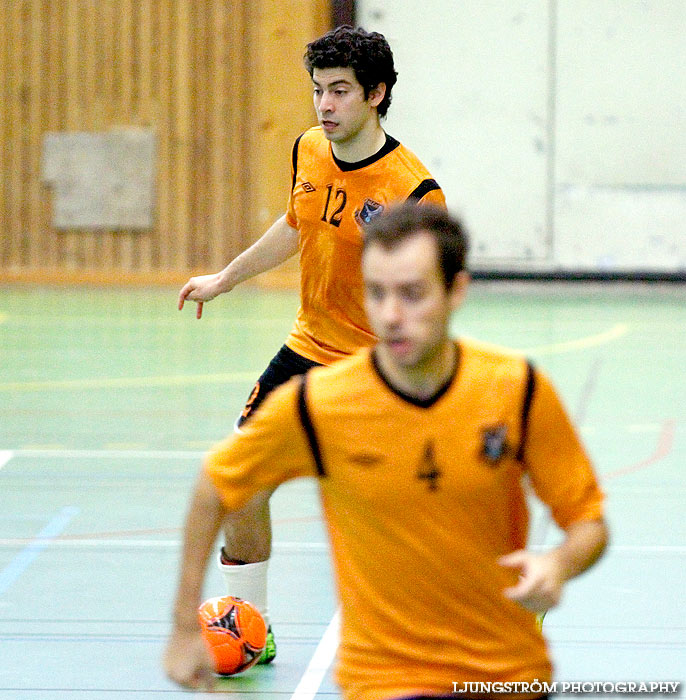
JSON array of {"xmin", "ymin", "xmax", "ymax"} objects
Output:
[
  {"xmin": 0, "ymin": 0, "xmax": 330, "ymax": 285},
  {"xmin": 241, "ymin": 0, "xmax": 330, "ymax": 286}
]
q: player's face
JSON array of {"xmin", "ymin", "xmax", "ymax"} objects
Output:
[
  {"xmin": 311, "ymin": 67, "xmax": 384, "ymax": 145},
  {"xmin": 363, "ymin": 232, "xmax": 467, "ymax": 372}
]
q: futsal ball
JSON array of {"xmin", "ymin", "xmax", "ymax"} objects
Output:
[{"xmin": 198, "ymin": 596, "xmax": 267, "ymax": 675}]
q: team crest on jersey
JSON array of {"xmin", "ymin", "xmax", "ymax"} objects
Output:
[
  {"xmin": 481, "ymin": 424, "xmax": 510, "ymax": 464},
  {"xmin": 354, "ymin": 198, "xmax": 384, "ymax": 226}
]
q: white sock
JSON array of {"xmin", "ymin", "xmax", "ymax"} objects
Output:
[{"xmin": 217, "ymin": 554, "xmax": 270, "ymax": 628}]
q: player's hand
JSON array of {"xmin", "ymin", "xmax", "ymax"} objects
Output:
[
  {"xmin": 163, "ymin": 626, "xmax": 215, "ymax": 690},
  {"xmin": 498, "ymin": 549, "xmax": 564, "ymax": 614},
  {"xmin": 178, "ymin": 273, "xmax": 231, "ymax": 319}
]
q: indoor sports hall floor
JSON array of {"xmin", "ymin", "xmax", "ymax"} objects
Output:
[{"xmin": 1, "ymin": 282, "xmax": 684, "ymax": 699}]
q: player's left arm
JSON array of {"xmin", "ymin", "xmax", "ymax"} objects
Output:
[
  {"xmin": 499, "ymin": 517, "xmax": 609, "ymax": 613},
  {"xmin": 499, "ymin": 366, "xmax": 609, "ymax": 613}
]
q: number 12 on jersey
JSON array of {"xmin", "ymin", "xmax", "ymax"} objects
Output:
[{"xmin": 321, "ymin": 184, "xmax": 347, "ymax": 227}]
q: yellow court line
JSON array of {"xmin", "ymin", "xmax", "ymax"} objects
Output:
[
  {"xmin": 0, "ymin": 371, "xmax": 259, "ymax": 393},
  {"xmin": 2, "ymin": 324, "xmax": 630, "ymax": 393},
  {"xmin": 519, "ymin": 322, "xmax": 630, "ymax": 356},
  {"xmin": 461, "ymin": 323, "xmax": 630, "ymax": 359},
  {"xmin": 1, "ymin": 314, "xmax": 291, "ymax": 327}
]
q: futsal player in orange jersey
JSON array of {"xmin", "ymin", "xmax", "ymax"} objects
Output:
[
  {"xmin": 176, "ymin": 26, "xmax": 445, "ymax": 661},
  {"xmin": 165, "ymin": 204, "xmax": 609, "ymax": 698}
]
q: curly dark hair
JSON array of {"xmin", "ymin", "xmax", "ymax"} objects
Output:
[
  {"xmin": 304, "ymin": 25, "xmax": 398, "ymax": 117},
  {"xmin": 364, "ymin": 204, "xmax": 469, "ymax": 289}
]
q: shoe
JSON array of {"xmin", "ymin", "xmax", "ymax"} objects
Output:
[{"xmin": 257, "ymin": 626, "xmax": 276, "ymax": 664}]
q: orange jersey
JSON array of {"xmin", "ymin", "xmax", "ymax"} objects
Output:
[
  {"xmin": 285, "ymin": 127, "xmax": 446, "ymax": 364},
  {"xmin": 206, "ymin": 340, "xmax": 605, "ymax": 700}
]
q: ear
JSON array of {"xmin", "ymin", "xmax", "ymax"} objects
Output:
[
  {"xmin": 367, "ymin": 82, "xmax": 386, "ymax": 108},
  {"xmin": 449, "ymin": 271, "xmax": 470, "ymax": 312}
]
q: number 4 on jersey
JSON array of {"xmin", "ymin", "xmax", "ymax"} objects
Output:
[{"xmin": 417, "ymin": 442, "xmax": 442, "ymax": 491}]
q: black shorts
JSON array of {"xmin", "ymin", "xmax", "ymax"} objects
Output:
[{"xmin": 236, "ymin": 344, "xmax": 321, "ymax": 428}]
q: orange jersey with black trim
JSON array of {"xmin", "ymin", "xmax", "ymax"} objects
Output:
[
  {"xmin": 285, "ymin": 127, "xmax": 446, "ymax": 365},
  {"xmin": 205, "ymin": 340, "xmax": 605, "ymax": 700}
]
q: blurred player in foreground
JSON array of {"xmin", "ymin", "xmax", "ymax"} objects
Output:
[
  {"xmin": 176, "ymin": 25, "xmax": 445, "ymax": 662},
  {"xmin": 165, "ymin": 204, "xmax": 609, "ymax": 699}
]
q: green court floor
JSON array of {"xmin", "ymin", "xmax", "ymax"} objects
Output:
[{"xmin": 0, "ymin": 282, "xmax": 684, "ymax": 698}]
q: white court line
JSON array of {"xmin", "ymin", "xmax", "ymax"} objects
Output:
[
  {"xmin": 9, "ymin": 449, "xmax": 205, "ymax": 459},
  {"xmin": 289, "ymin": 608, "xmax": 340, "ymax": 700},
  {"xmin": 0, "ymin": 450, "xmax": 13, "ymax": 470},
  {"xmin": 0, "ymin": 506, "xmax": 79, "ymax": 596},
  {"xmin": 627, "ymin": 423, "xmax": 662, "ymax": 433},
  {"xmin": 530, "ymin": 544, "xmax": 686, "ymax": 553},
  {"xmin": 0, "ymin": 371, "xmax": 259, "ymax": 393},
  {"xmin": 0, "ymin": 538, "xmax": 680, "ymax": 554}
]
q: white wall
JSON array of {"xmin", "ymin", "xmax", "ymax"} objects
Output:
[{"xmin": 357, "ymin": 0, "xmax": 686, "ymax": 274}]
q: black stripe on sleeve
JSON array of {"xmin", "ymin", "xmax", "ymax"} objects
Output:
[
  {"xmin": 291, "ymin": 133, "xmax": 303, "ymax": 191},
  {"xmin": 296, "ymin": 375, "xmax": 326, "ymax": 477},
  {"xmin": 516, "ymin": 360, "xmax": 536, "ymax": 462},
  {"xmin": 407, "ymin": 178, "xmax": 441, "ymax": 202}
]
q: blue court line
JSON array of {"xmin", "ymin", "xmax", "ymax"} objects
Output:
[{"xmin": 0, "ymin": 506, "xmax": 79, "ymax": 596}]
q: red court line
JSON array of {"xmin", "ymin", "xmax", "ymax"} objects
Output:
[
  {"xmin": 0, "ymin": 515, "xmax": 324, "ymax": 545},
  {"xmin": 602, "ymin": 419, "xmax": 676, "ymax": 481},
  {"xmin": 8, "ymin": 423, "xmax": 675, "ymax": 547}
]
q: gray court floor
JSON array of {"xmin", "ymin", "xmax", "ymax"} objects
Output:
[{"xmin": 1, "ymin": 282, "xmax": 684, "ymax": 698}]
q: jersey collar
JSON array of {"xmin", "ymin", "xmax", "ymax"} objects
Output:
[
  {"xmin": 370, "ymin": 341, "xmax": 461, "ymax": 409},
  {"xmin": 332, "ymin": 133, "xmax": 400, "ymax": 172}
]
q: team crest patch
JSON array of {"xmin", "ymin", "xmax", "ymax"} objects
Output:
[
  {"xmin": 481, "ymin": 424, "xmax": 509, "ymax": 464},
  {"xmin": 355, "ymin": 198, "xmax": 384, "ymax": 226}
]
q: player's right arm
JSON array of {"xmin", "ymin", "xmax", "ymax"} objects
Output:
[
  {"xmin": 164, "ymin": 379, "xmax": 314, "ymax": 689},
  {"xmin": 178, "ymin": 214, "xmax": 299, "ymax": 318},
  {"xmin": 163, "ymin": 469, "xmax": 226, "ymax": 690}
]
